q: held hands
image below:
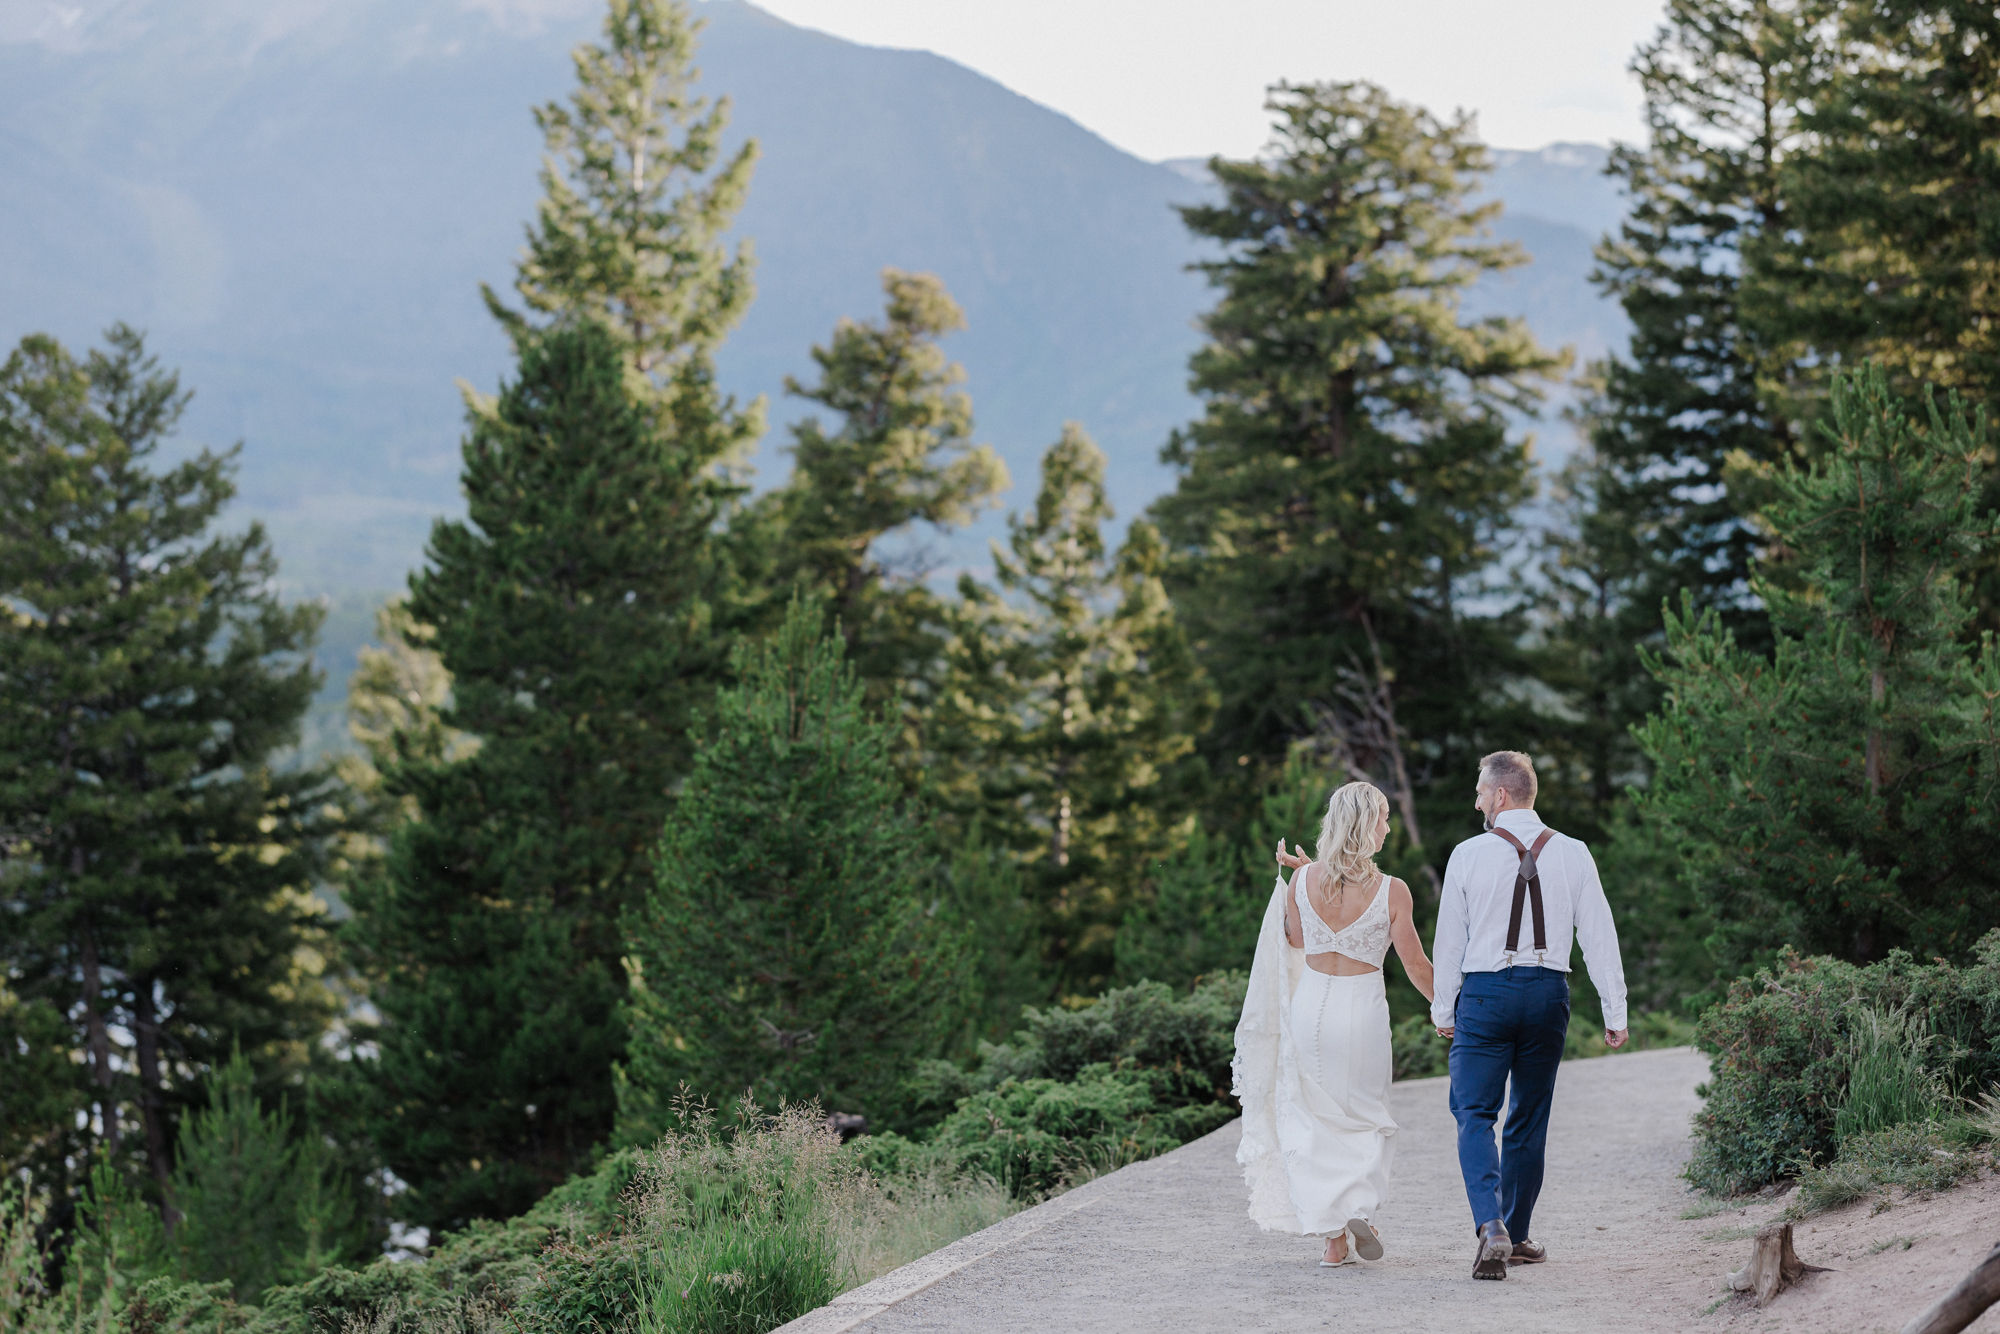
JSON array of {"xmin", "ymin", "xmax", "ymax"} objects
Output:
[{"xmin": 1274, "ymin": 840, "xmax": 1312, "ymax": 871}]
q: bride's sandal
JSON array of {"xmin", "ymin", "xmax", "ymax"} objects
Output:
[
  {"xmin": 1318, "ymin": 1236, "xmax": 1355, "ymax": 1267},
  {"xmin": 1345, "ymin": 1217, "xmax": 1384, "ymax": 1261}
]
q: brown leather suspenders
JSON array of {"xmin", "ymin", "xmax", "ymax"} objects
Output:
[{"xmin": 1490, "ymin": 827, "xmax": 1555, "ymax": 965}]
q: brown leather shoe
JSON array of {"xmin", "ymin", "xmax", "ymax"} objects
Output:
[
  {"xmin": 1507, "ymin": 1238, "xmax": 1546, "ymax": 1264},
  {"xmin": 1473, "ymin": 1220, "xmax": 1511, "ymax": 1280}
]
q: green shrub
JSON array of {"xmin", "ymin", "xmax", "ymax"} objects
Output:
[
  {"xmin": 889, "ymin": 974, "xmax": 1246, "ymax": 1200},
  {"xmin": 121, "ymin": 1277, "xmax": 248, "ymax": 1333},
  {"xmin": 1393, "ymin": 1015, "xmax": 1450, "ymax": 1081},
  {"xmin": 247, "ymin": 1146, "xmax": 648, "ymax": 1334},
  {"xmin": 924, "ymin": 1065, "xmax": 1233, "ymax": 1198},
  {"xmin": 908, "ymin": 974, "xmax": 1244, "ymax": 1128},
  {"xmin": 1687, "ymin": 936, "xmax": 2000, "ymax": 1196}
]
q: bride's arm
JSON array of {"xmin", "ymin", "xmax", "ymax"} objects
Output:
[
  {"xmin": 1387, "ymin": 878, "xmax": 1435, "ymax": 1001},
  {"xmin": 1282, "ymin": 863, "xmax": 1306, "ymax": 950}
]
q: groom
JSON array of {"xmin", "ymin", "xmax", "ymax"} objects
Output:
[{"xmin": 1431, "ymin": 751, "xmax": 1628, "ymax": 1280}]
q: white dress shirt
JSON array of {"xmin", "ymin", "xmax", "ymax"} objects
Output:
[{"xmin": 1429, "ymin": 808, "xmax": 1629, "ymax": 1031}]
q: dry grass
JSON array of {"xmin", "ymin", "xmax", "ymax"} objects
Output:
[{"xmin": 829, "ymin": 1166, "xmax": 1020, "ymax": 1287}]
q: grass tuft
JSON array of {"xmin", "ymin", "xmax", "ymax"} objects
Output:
[
  {"xmin": 631, "ymin": 1101, "xmax": 848, "ymax": 1334},
  {"xmin": 1866, "ymin": 1235, "xmax": 1918, "ymax": 1255},
  {"xmin": 1678, "ymin": 1194, "xmax": 1737, "ymax": 1220},
  {"xmin": 1835, "ymin": 1007, "xmax": 1951, "ymax": 1145},
  {"xmin": 1789, "ymin": 1120, "xmax": 1983, "ymax": 1218},
  {"xmin": 829, "ymin": 1165, "xmax": 1019, "ymax": 1287}
]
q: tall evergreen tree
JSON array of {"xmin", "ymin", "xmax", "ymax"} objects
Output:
[
  {"xmin": 937, "ymin": 426, "xmax": 1212, "ymax": 991},
  {"xmin": 1635, "ymin": 367, "xmax": 2000, "ymax": 974},
  {"xmin": 1551, "ymin": 0, "xmax": 1821, "ymax": 793},
  {"xmin": 349, "ymin": 320, "xmax": 718, "ymax": 1228},
  {"xmin": 503, "ymin": 0, "xmax": 758, "ymax": 409},
  {"xmin": 349, "ymin": 0, "xmax": 761, "ymax": 1229},
  {"xmin": 1151, "ymin": 81, "xmax": 1562, "ymax": 833},
  {"xmin": 1748, "ymin": 0, "xmax": 2000, "ymax": 623},
  {"xmin": 1750, "ymin": 1, "xmax": 1999, "ymax": 421},
  {"xmin": 741, "ymin": 269, "xmax": 1006, "ymax": 708},
  {"xmin": 326, "ymin": 598, "xmax": 469, "ymax": 889},
  {"xmin": 1526, "ymin": 451, "xmax": 1672, "ymax": 832},
  {"xmin": 620, "ymin": 599, "xmax": 968, "ymax": 1136},
  {"xmin": 0, "ymin": 327, "xmax": 332, "ymax": 1214}
]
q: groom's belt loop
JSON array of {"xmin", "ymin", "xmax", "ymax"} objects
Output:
[{"xmin": 1492, "ymin": 828, "xmax": 1555, "ymax": 965}]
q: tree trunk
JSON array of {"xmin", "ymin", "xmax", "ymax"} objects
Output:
[
  {"xmin": 1727, "ymin": 1221, "xmax": 1830, "ymax": 1307},
  {"xmin": 1902, "ymin": 1239, "xmax": 2000, "ymax": 1334},
  {"xmin": 131, "ymin": 979, "xmax": 176, "ymax": 1229}
]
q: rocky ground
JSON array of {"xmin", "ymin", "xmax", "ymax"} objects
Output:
[{"xmin": 776, "ymin": 1046, "xmax": 2000, "ymax": 1334}]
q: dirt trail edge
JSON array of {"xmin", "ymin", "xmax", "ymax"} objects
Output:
[{"xmin": 778, "ymin": 1045, "xmax": 1715, "ymax": 1334}]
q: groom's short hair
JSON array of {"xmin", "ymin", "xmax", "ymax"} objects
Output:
[{"xmin": 1479, "ymin": 750, "xmax": 1538, "ymax": 806}]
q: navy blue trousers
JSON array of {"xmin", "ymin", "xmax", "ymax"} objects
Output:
[{"xmin": 1447, "ymin": 966, "xmax": 1569, "ymax": 1241}]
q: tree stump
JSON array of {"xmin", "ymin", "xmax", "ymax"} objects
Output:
[
  {"xmin": 1902, "ymin": 1240, "xmax": 2000, "ymax": 1334},
  {"xmin": 1727, "ymin": 1221, "xmax": 1831, "ymax": 1307}
]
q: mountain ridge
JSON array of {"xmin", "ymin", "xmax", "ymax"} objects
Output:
[{"xmin": 1, "ymin": 0, "xmax": 1626, "ymax": 599}]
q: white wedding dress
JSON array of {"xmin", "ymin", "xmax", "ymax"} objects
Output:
[{"xmin": 1232, "ymin": 869, "xmax": 1398, "ymax": 1237}]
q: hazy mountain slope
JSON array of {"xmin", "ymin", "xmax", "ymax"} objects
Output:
[
  {"xmin": 1, "ymin": 0, "xmax": 1210, "ymax": 592},
  {"xmin": 0, "ymin": 2, "xmax": 1625, "ymax": 606}
]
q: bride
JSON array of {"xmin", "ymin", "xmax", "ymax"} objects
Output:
[{"xmin": 1232, "ymin": 780, "xmax": 1436, "ymax": 1267}]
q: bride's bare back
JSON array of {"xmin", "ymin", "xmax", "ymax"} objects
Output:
[{"xmin": 1283, "ymin": 860, "xmax": 1436, "ymax": 997}]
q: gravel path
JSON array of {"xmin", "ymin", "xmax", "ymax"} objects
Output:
[{"xmin": 779, "ymin": 1046, "xmax": 1715, "ymax": 1334}]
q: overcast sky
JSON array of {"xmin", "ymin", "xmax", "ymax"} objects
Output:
[{"xmin": 750, "ymin": 0, "xmax": 1669, "ymax": 161}]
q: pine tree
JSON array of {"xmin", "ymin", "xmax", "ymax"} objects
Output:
[
  {"xmin": 1634, "ymin": 366, "xmax": 2000, "ymax": 973},
  {"xmin": 62, "ymin": 1155, "xmax": 173, "ymax": 1312},
  {"xmin": 932, "ymin": 842, "xmax": 1048, "ymax": 1050},
  {"xmin": 1115, "ymin": 754, "xmax": 1326, "ymax": 991},
  {"xmin": 1150, "ymin": 81, "xmax": 1562, "ymax": 828},
  {"xmin": 0, "ymin": 327, "xmax": 333, "ymax": 1218},
  {"xmin": 1110, "ymin": 825, "xmax": 1250, "ymax": 993},
  {"xmin": 326, "ymin": 597, "xmax": 469, "ymax": 888},
  {"xmin": 1583, "ymin": 0, "xmax": 1816, "ymax": 601},
  {"xmin": 1545, "ymin": 0, "xmax": 1823, "ymax": 811},
  {"xmin": 504, "ymin": 0, "xmax": 758, "ymax": 403},
  {"xmin": 1750, "ymin": 1, "xmax": 1998, "ymax": 417},
  {"xmin": 937, "ymin": 425, "xmax": 1213, "ymax": 992},
  {"xmin": 349, "ymin": 0, "xmax": 762, "ymax": 1229},
  {"xmin": 740, "ymin": 269, "xmax": 1006, "ymax": 709},
  {"xmin": 348, "ymin": 320, "xmax": 720, "ymax": 1228},
  {"xmin": 168, "ymin": 1051, "xmax": 357, "ymax": 1301},
  {"xmin": 1747, "ymin": 0, "xmax": 2000, "ymax": 623},
  {"xmin": 1526, "ymin": 451, "xmax": 1673, "ymax": 831},
  {"xmin": 620, "ymin": 599, "xmax": 969, "ymax": 1136}
]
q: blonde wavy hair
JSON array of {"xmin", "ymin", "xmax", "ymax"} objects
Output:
[{"xmin": 1314, "ymin": 781, "xmax": 1390, "ymax": 895}]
